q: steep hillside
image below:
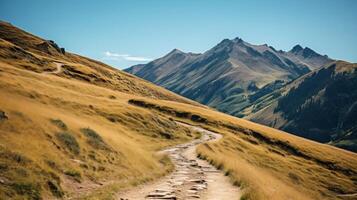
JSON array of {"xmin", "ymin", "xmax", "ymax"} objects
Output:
[
  {"xmin": 0, "ymin": 21, "xmax": 202, "ymax": 199},
  {"xmin": 248, "ymin": 61, "xmax": 357, "ymax": 152},
  {"xmin": 125, "ymin": 38, "xmax": 332, "ymax": 117},
  {"xmin": 128, "ymin": 99, "xmax": 357, "ymax": 200},
  {"xmin": 0, "ymin": 21, "xmax": 201, "ymax": 106},
  {"xmin": 0, "ymin": 21, "xmax": 356, "ymax": 200}
]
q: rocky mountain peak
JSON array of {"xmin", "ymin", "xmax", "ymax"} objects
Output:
[
  {"xmin": 302, "ymin": 47, "xmax": 319, "ymax": 58},
  {"xmin": 168, "ymin": 48, "xmax": 184, "ymax": 55},
  {"xmin": 233, "ymin": 37, "xmax": 244, "ymax": 43},
  {"xmin": 218, "ymin": 38, "xmax": 234, "ymax": 46},
  {"xmin": 290, "ymin": 44, "xmax": 304, "ymax": 53}
]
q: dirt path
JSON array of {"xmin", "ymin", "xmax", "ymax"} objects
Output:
[
  {"xmin": 42, "ymin": 62, "xmax": 63, "ymax": 75},
  {"xmin": 117, "ymin": 123, "xmax": 241, "ymax": 200}
]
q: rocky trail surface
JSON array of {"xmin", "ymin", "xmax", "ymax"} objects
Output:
[{"xmin": 117, "ymin": 123, "xmax": 241, "ymax": 200}]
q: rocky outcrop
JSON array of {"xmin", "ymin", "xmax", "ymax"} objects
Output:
[{"xmin": 36, "ymin": 40, "xmax": 65, "ymax": 55}]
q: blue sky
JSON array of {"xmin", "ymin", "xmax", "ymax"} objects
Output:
[{"xmin": 1, "ymin": 0, "xmax": 356, "ymax": 69}]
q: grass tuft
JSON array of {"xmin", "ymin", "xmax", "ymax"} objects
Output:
[
  {"xmin": 80, "ymin": 128, "xmax": 110, "ymax": 151},
  {"xmin": 56, "ymin": 132, "xmax": 80, "ymax": 155},
  {"xmin": 47, "ymin": 180, "xmax": 64, "ymax": 197},
  {"xmin": 0, "ymin": 150, "xmax": 31, "ymax": 164},
  {"xmin": 64, "ymin": 170, "xmax": 82, "ymax": 183},
  {"xmin": 50, "ymin": 119, "xmax": 67, "ymax": 130},
  {"xmin": 11, "ymin": 182, "xmax": 41, "ymax": 200}
]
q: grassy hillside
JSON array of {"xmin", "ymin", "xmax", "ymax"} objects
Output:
[
  {"xmin": 0, "ymin": 21, "xmax": 356, "ymax": 200},
  {"xmin": 249, "ymin": 61, "xmax": 357, "ymax": 152},
  {"xmin": 0, "ymin": 21, "xmax": 201, "ymax": 106},
  {"xmin": 128, "ymin": 99, "xmax": 357, "ymax": 200},
  {"xmin": 0, "ymin": 59, "xmax": 204, "ymax": 199},
  {"xmin": 0, "ymin": 21, "xmax": 202, "ymax": 199}
]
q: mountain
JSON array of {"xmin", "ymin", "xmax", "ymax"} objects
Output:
[
  {"xmin": 125, "ymin": 37, "xmax": 357, "ymax": 152},
  {"xmin": 288, "ymin": 44, "xmax": 332, "ymax": 68},
  {"xmin": 1, "ymin": 21, "xmax": 356, "ymax": 200},
  {"xmin": 248, "ymin": 61, "xmax": 357, "ymax": 152},
  {"xmin": 125, "ymin": 38, "xmax": 332, "ymax": 117}
]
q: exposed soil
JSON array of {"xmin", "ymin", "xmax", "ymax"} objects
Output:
[{"xmin": 42, "ymin": 62, "xmax": 63, "ymax": 74}]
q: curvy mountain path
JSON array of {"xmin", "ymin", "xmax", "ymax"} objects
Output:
[
  {"xmin": 117, "ymin": 122, "xmax": 241, "ymax": 200},
  {"xmin": 42, "ymin": 62, "xmax": 63, "ymax": 75}
]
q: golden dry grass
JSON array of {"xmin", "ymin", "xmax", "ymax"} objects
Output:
[
  {"xmin": 0, "ymin": 21, "xmax": 356, "ymax": 200},
  {"xmin": 128, "ymin": 98, "xmax": 357, "ymax": 200},
  {"xmin": 0, "ymin": 61, "xmax": 201, "ymax": 199}
]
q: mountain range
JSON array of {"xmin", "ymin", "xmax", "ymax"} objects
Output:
[
  {"xmin": 125, "ymin": 38, "xmax": 357, "ymax": 152},
  {"xmin": 125, "ymin": 37, "xmax": 331, "ymax": 117}
]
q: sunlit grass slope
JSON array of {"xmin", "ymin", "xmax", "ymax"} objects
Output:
[
  {"xmin": 0, "ymin": 21, "xmax": 356, "ymax": 200},
  {"xmin": 0, "ymin": 61, "xmax": 203, "ymax": 199},
  {"xmin": 0, "ymin": 21, "xmax": 201, "ymax": 199},
  {"xmin": 128, "ymin": 99, "xmax": 357, "ymax": 200}
]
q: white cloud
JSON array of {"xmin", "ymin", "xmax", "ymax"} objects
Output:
[{"xmin": 103, "ymin": 51, "xmax": 152, "ymax": 62}]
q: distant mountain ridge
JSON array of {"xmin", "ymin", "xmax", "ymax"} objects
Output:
[
  {"xmin": 124, "ymin": 37, "xmax": 357, "ymax": 153},
  {"xmin": 248, "ymin": 61, "xmax": 357, "ymax": 152},
  {"xmin": 125, "ymin": 37, "xmax": 332, "ymax": 117}
]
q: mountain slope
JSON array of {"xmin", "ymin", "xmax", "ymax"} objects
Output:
[
  {"xmin": 0, "ymin": 21, "xmax": 202, "ymax": 106},
  {"xmin": 125, "ymin": 38, "xmax": 332, "ymax": 117},
  {"xmin": 0, "ymin": 21, "xmax": 356, "ymax": 200},
  {"xmin": 248, "ymin": 61, "xmax": 357, "ymax": 152},
  {"xmin": 0, "ymin": 21, "xmax": 203, "ymax": 199},
  {"xmin": 124, "ymin": 37, "xmax": 357, "ymax": 152}
]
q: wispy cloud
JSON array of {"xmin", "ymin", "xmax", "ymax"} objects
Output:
[{"xmin": 103, "ymin": 51, "xmax": 152, "ymax": 62}]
